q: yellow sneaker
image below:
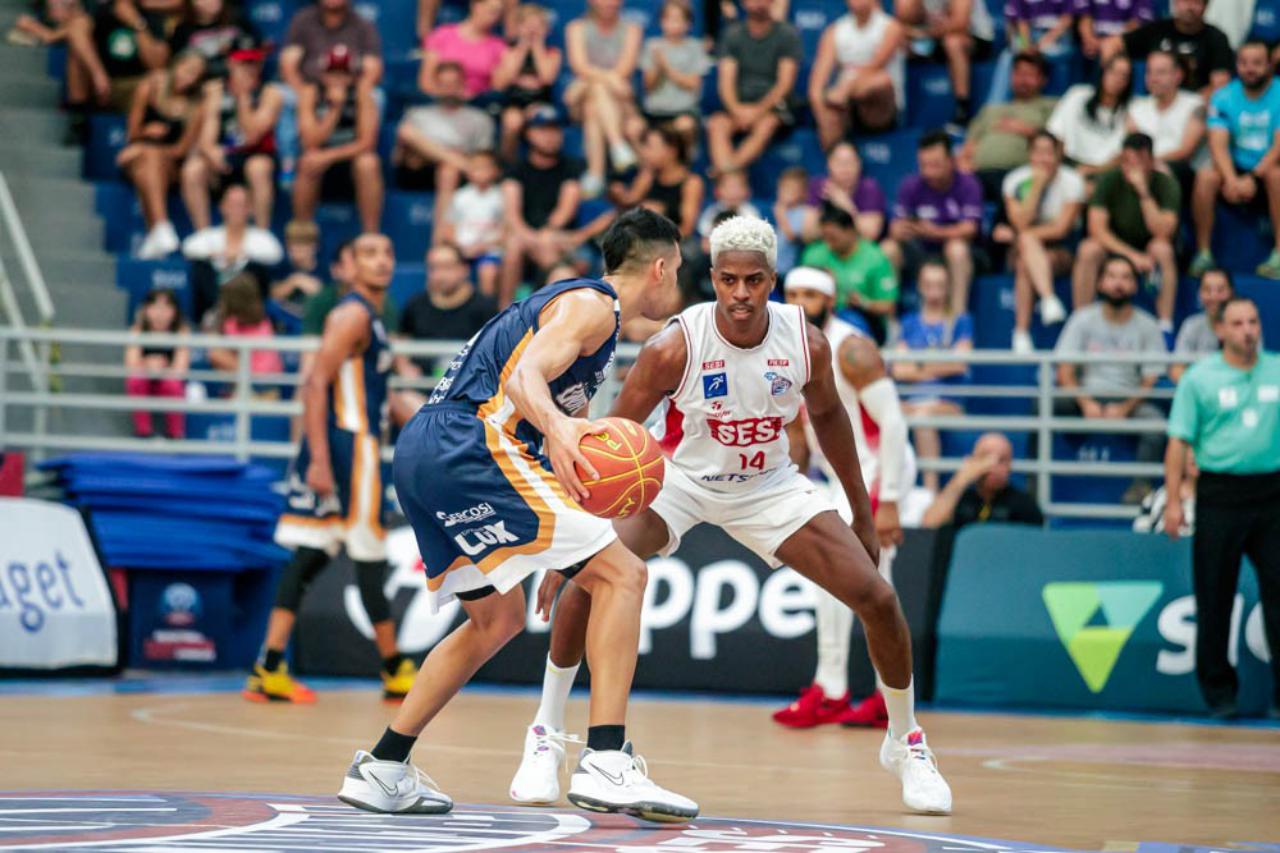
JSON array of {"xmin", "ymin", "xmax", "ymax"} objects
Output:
[
  {"xmin": 382, "ymin": 658, "xmax": 418, "ymax": 702},
  {"xmin": 243, "ymin": 662, "xmax": 317, "ymax": 704}
]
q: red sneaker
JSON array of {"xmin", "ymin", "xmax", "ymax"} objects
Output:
[
  {"xmin": 772, "ymin": 684, "xmax": 852, "ymax": 728},
  {"xmin": 839, "ymin": 690, "xmax": 889, "ymax": 728}
]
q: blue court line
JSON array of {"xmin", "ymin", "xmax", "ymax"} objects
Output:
[{"xmin": 0, "ymin": 673, "xmax": 1276, "ymax": 729}]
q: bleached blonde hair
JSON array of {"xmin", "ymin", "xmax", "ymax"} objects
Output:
[{"xmin": 709, "ymin": 215, "xmax": 777, "ymax": 271}]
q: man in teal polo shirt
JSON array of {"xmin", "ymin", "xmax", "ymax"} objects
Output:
[{"xmin": 1164, "ymin": 297, "xmax": 1280, "ymax": 719}]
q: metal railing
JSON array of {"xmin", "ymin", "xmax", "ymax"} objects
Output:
[{"xmin": 0, "ymin": 326, "xmax": 1188, "ymax": 522}]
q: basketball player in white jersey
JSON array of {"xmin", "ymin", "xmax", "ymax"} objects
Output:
[
  {"xmin": 511, "ymin": 217, "xmax": 952, "ymax": 815},
  {"xmin": 775, "ymin": 266, "xmax": 914, "ymax": 730}
]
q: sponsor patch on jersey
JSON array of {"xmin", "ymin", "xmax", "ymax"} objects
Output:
[
  {"xmin": 764, "ymin": 371, "xmax": 792, "ymax": 396},
  {"xmin": 767, "ymin": 358, "xmax": 790, "ymax": 367},
  {"xmin": 702, "ymin": 359, "xmax": 725, "ymax": 370},
  {"xmin": 708, "ymin": 416, "xmax": 783, "ymax": 446},
  {"xmin": 702, "ymin": 372, "xmax": 728, "ymax": 399}
]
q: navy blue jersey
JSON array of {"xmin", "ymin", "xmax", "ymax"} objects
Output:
[
  {"xmin": 328, "ymin": 292, "xmax": 392, "ymax": 435},
  {"xmin": 427, "ymin": 278, "xmax": 620, "ymax": 449}
]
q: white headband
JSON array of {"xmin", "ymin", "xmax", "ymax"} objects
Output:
[{"xmin": 783, "ymin": 267, "xmax": 836, "ymax": 298}]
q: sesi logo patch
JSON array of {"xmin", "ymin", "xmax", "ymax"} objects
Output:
[
  {"xmin": 702, "ymin": 372, "xmax": 728, "ymax": 399},
  {"xmin": 708, "ymin": 416, "xmax": 783, "ymax": 447}
]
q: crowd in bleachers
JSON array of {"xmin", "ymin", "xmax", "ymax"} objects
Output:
[{"xmin": 8, "ymin": 0, "xmax": 1280, "ymax": 502}]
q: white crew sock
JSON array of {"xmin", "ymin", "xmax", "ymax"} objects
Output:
[
  {"xmin": 813, "ymin": 585, "xmax": 853, "ymax": 698},
  {"xmin": 882, "ymin": 677, "xmax": 918, "ymax": 740},
  {"xmin": 532, "ymin": 654, "xmax": 580, "ymax": 731}
]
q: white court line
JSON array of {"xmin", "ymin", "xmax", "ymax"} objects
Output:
[{"xmin": 0, "ymin": 810, "xmax": 176, "ymax": 816}]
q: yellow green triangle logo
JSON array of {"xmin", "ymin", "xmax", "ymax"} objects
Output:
[{"xmin": 1041, "ymin": 582, "xmax": 1164, "ymax": 693}]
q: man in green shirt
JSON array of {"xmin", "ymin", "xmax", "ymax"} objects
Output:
[
  {"xmin": 800, "ymin": 204, "xmax": 897, "ymax": 342},
  {"xmin": 1164, "ymin": 297, "xmax": 1280, "ymax": 719},
  {"xmin": 959, "ymin": 52, "xmax": 1057, "ymax": 200}
]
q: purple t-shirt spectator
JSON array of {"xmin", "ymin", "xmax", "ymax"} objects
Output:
[
  {"xmin": 807, "ymin": 176, "xmax": 887, "ymax": 215},
  {"xmin": 1005, "ymin": 0, "xmax": 1072, "ymax": 29},
  {"xmin": 893, "ymin": 173, "xmax": 984, "ymax": 247},
  {"xmin": 1073, "ymin": 0, "xmax": 1153, "ymax": 37}
]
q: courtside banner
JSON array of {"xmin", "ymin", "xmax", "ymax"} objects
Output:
[
  {"xmin": 935, "ymin": 525, "xmax": 1273, "ymax": 715},
  {"xmin": 0, "ymin": 498, "xmax": 118, "ymax": 671},
  {"xmin": 295, "ymin": 523, "xmax": 942, "ymax": 694}
]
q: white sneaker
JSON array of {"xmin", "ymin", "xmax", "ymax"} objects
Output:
[
  {"xmin": 610, "ymin": 141, "xmax": 638, "ymax": 172},
  {"xmin": 1039, "ymin": 295, "xmax": 1067, "ymax": 325},
  {"xmin": 337, "ymin": 750, "xmax": 453, "ymax": 814},
  {"xmin": 567, "ymin": 742, "xmax": 699, "ymax": 823},
  {"xmin": 580, "ymin": 172, "xmax": 604, "ymax": 198},
  {"xmin": 510, "ymin": 724, "xmax": 566, "ymax": 804},
  {"xmin": 137, "ymin": 221, "xmax": 179, "ymax": 259},
  {"xmin": 1011, "ymin": 329, "xmax": 1034, "ymax": 355},
  {"xmin": 879, "ymin": 729, "xmax": 952, "ymax": 815}
]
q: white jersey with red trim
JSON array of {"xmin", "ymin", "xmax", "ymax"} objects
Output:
[{"xmin": 653, "ymin": 301, "xmax": 811, "ymax": 494}]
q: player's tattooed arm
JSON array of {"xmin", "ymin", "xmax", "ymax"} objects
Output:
[
  {"xmin": 507, "ymin": 289, "xmax": 616, "ymax": 502},
  {"xmin": 837, "ymin": 334, "xmax": 888, "ymax": 389},
  {"xmin": 303, "ymin": 303, "xmax": 370, "ymax": 497},
  {"xmin": 802, "ymin": 325, "xmax": 880, "ymax": 566},
  {"xmin": 609, "ymin": 322, "xmax": 688, "ymax": 424}
]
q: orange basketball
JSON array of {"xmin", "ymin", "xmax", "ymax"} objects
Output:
[{"xmin": 574, "ymin": 417, "xmax": 665, "ymax": 519}]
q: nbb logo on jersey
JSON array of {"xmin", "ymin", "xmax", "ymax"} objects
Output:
[{"xmin": 709, "ymin": 416, "xmax": 783, "ymax": 447}]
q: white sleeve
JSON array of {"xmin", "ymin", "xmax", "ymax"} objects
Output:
[
  {"xmin": 857, "ymin": 376, "xmax": 909, "ymax": 502},
  {"xmin": 181, "ymin": 228, "xmax": 218, "ymax": 260},
  {"xmin": 245, "ymin": 230, "xmax": 284, "ymax": 266}
]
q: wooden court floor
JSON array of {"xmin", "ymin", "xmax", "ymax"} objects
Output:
[{"xmin": 1, "ymin": 685, "xmax": 1277, "ymax": 849}]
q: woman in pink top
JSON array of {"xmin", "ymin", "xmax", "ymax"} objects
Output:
[
  {"xmin": 208, "ymin": 274, "xmax": 284, "ymax": 392},
  {"xmin": 420, "ymin": 0, "xmax": 509, "ymax": 99}
]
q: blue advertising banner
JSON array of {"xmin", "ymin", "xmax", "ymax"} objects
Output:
[{"xmin": 935, "ymin": 525, "xmax": 1274, "ymax": 715}]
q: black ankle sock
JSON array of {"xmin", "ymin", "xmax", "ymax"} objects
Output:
[
  {"xmin": 587, "ymin": 724, "xmax": 625, "ymax": 752},
  {"xmin": 382, "ymin": 653, "xmax": 405, "ymax": 676},
  {"xmin": 262, "ymin": 649, "xmax": 284, "ymax": 671},
  {"xmin": 371, "ymin": 726, "xmax": 417, "ymax": 763}
]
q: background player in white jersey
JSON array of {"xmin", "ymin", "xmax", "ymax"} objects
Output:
[
  {"xmin": 776, "ymin": 267, "xmax": 915, "ymax": 730},
  {"xmin": 512, "ymin": 217, "xmax": 952, "ymax": 815}
]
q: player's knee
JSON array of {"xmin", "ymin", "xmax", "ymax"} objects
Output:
[
  {"xmin": 274, "ymin": 547, "xmax": 329, "ymax": 612},
  {"xmin": 854, "ymin": 576, "xmax": 900, "ymax": 623},
  {"xmin": 354, "ymin": 560, "xmax": 391, "ymax": 623},
  {"xmin": 474, "ymin": 596, "xmax": 525, "ymax": 646}
]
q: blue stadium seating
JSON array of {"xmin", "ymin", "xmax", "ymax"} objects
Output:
[
  {"xmin": 84, "ymin": 114, "xmax": 128, "ymax": 181},
  {"xmin": 390, "ymin": 262, "xmax": 427, "ymax": 309},
  {"xmin": 116, "ymin": 258, "xmax": 193, "ymax": 322},
  {"xmin": 748, "ymin": 128, "xmax": 826, "ymax": 198},
  {"xmin": 381, "ymin": 191, "xmax": 435, "ymax": 261},
  {"xmin": 1050, "ymin": 432, "xmax": 1138, "ymax": 505},
  {"xmin": 1236, "ymin": 275, "xmax": 1280, "ymax": 345},
  {"xmin": 1211, "ymin": 202, "xmax": 1273, "ymax": 274}
]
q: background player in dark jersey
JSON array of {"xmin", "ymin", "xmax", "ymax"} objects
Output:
[
  {"xmin": 250, "ymin": 233, "xmax": 418, "ymax": 704},
  {"xmin": 337, "ymin": 210, "xmax": 698, "ymax": 823}
]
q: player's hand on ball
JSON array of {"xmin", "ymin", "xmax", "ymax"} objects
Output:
[
  {"xmin": 306, "ymin": 459, "xmax": 336, "ymax": 498},
  {"xmin": 545, "ymin": 414, "xmax": 606, "ymax": 503},
  {"xmin": 535, "ymin": 570, "xmax": 566, "ymax": 621}
]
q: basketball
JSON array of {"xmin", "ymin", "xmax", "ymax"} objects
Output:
[{"xmin": 574, "ymin": 417, "xmax": 665, "ymax": 519}]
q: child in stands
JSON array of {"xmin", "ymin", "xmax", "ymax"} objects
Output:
[{"xmin": 124, "ymin": 289, "xmax": 190, "ymax": 440}]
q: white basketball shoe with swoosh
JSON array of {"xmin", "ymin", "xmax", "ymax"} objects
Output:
[
  {"xmin": 338, "ymin": 750, "xmax": 454, "ymax": 814},
  {"xmin": 567, "ymin": 742, "xmax": 699, "ymax": 823}
]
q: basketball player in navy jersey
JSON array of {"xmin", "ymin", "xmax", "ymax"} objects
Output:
[
  {"xmin": 337, "ymin": 209, "xmax": 699, "ymax": 822},
  {"xmin": 513, "ymin": 217, "xmax": 952, "ymax": 815},
  {"xmin": 251, "ymin": 233, "xmax": 418, "ymax": 703}
]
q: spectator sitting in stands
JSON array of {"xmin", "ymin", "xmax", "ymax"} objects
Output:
[
  {"xmin": 1047, "ymin": 53, "xmax": 1133, "ymax": 182},
  {"xmin": 882, "ymin": 130, "xmax": 985, "ymax": 316},
  {"xmin": 439, "ymin": 151, "xmax": 507, "ymax": 298},
  {"xmin": 891, "ymin": 258, "xmax": 974, "ymax": 493},
  {"xmin": 183, "ymin": 36, "xmax": 282, "ymax": 231},
  {"xmin": 493, "ymin": 4, "xmax": 561, "ymax": 163},
  {"xmin": 1075, "ymin": 0, "xmax": 1151, "ymax": 60},
  {"xmin": 396, "ymin": 243, "xmax": 498, "ymax": 378},
  {"xmin": 292, "ymin": 44, "xmax": 383, "ymax": 232},
  {"xmin": 800, "ymin": 204, "xmax": 898, "ymax": 343},
  {"xmin": 1190, "ymin": 40, "xmax": 1280, "ymax": 281},
  {"xmin": 959, "ymin": 51, "xmax": 1055, "ymax": 202},
  {"xmin": 635, "ymin": 0, "xmax": 710, "ymax": 152},
  {"xmin": 270, "ymin": 220, "xmax": 325, "ymax": 320},
  {"xmin": 896, "ymin": 0, "xmax": 996, "ymax": 131},
  {"xmin": 168, "ymin": 0, "xmax": 257, "ymax": 81},
  {"xmin": 775, "ymin": 167, "xmax": 815, "ymax": 275},
  {"xmin": 1126, "ymin": 50, "xmax": 1205, "ymax": 195},
  {"xmin": 10, "ymin": 0, "xmax": 79, "ymax": 49},
  {"xmin": 994, "ymin": 130, "xmax": 1081, "ymax": 353},
  {"xmin": 805, "ymin": 141, "xmax": 887, "ymax": 243},
  {"xmin": 62, "ymin": 0, "xmax": 171, "ymax": 132},
  {"xmin": 985, "ymin": 0, "xmax": 1071, "ymax": 107},
  {"xmin": 207, "ymin": 273, "xmax": 285, "ymax": 394},
  {"xmin": 125, "ymin": 287, "xmax": 190, "ymax": 439},
  {"xmin": 498, "ymin": 107, "xmax": 584, "ymax": 306},
  {"xmin": 1170, "ymin": 268, "xmax": 1233, "ymax": 382},
  {"xmin": 563, "ymin": 0, "xmax": 643, "ymax": 197},
  {"xmin": 396, "ymin": 61, "xmax": 495, "ymax": 203},
  {"xmin": 1105, "ymin": 0, "xmax": 1232, "ymax": 99},
  {"xmin": 921, "ymin": 431, "xmax": 1043, "ymax": 528},
  {"xmin": 610, "ymin": 126, "xmax": 705, "ymax": 241},
  {"xmin": 417, "ymin": 0, "xmax": 517, "ymax": 41},
  {"xmin": 420, "ymin": 0, "xmax": 508, "ymax": 101},
  {"xmin": 706, "ymin": 0, "xmax": 802, "ymax": 175},
  {"xmin": 117, "ymin": 50, "xmax": 207, "ymax": 260},
  {"xmin": 1055, "ymin": 253, "xmax": 1167, "ymax": 503},
  {"xmin": 1073, "ymin": 132, "xmax": 1179, "ymax": 333},
  {"xmin": 696, "ymin": 169, "xmax": 761, "ymax": 239},
  {"xmin": 808, "ymin": 0, "xmax": 906, "ymax": 147},
  {"xmin": 279, "ymin": 0, "xmax": 382, "ymax": 94},
  {"xmin": 183, "ymin": 183, "xmax": 284, "ymax": 323}
]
